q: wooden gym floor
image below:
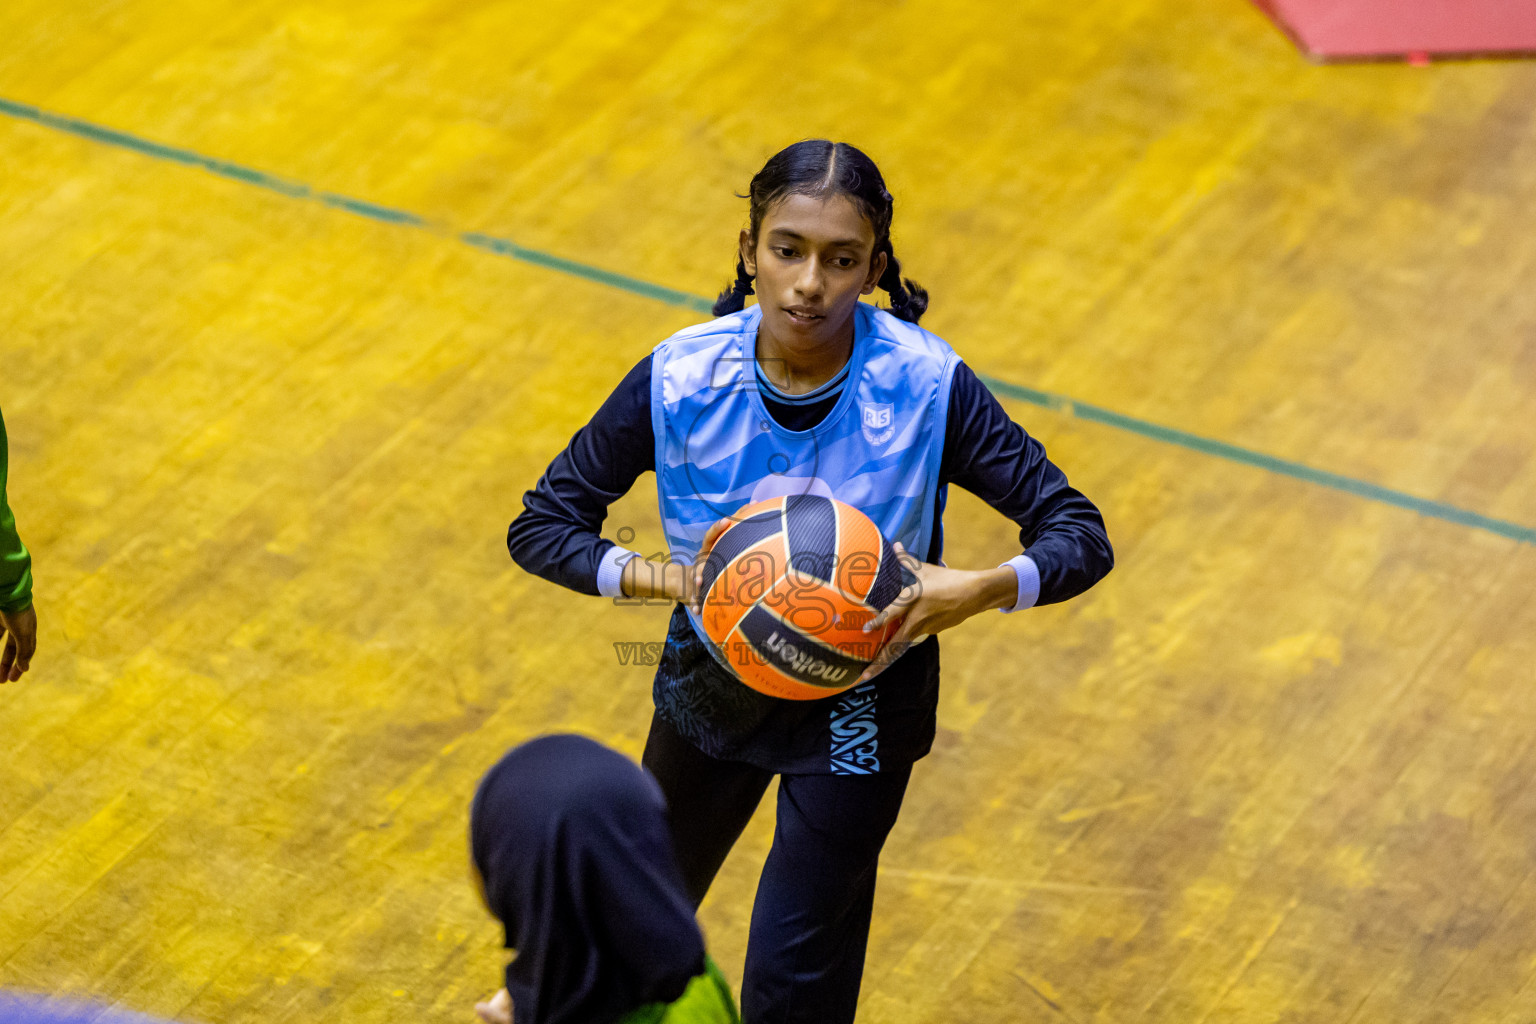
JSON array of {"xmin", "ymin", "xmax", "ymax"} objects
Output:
[{"xmin": 2, "ymin": 1, "xmax": 1535, "ymax": 1021}]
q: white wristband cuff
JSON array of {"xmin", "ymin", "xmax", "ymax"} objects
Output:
[
  {"xmin": 999, "ymin": 554, "xmax": 1041, "ymax": 614},
  {"xmin": 596, "ymin": 545, "xmax": 641, "ymax": 598}
]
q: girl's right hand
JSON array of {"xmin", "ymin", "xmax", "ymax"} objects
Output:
[
  {"xmin": 475, "ymin": 988, "xmax": 512, "ymax": 1024},
  {"xmin": 689, "ymin": 519, "xmax": 732, "ymax": 614},
  {"xmin": 620, "ymin": 551, "xmax": 700, "ymax": 604},
  {"xmin": 0, "ymin": 603, "xmax": 36, "ymax": 683}
]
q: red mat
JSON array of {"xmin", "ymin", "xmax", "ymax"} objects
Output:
[{"xmin": 1254, "ymin": 0, "xmax": 1536, "ymax": 61}]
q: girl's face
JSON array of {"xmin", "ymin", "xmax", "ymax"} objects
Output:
[{"xmin": 742, "ymin": 193, "xmax": 887, "ymax": 351}]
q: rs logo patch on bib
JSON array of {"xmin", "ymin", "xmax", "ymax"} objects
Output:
[{"xmin": 861, "ymin": 401, "xmax": 894, "ymax": 445}]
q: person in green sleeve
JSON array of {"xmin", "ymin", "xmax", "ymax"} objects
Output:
[
  {"xmin": 469, "ymin": 734, "xmax": 740, "ymax": 1024},
  {"xmin": 0, "ymin": 406, "xmax": 36, "ymax": 684}
]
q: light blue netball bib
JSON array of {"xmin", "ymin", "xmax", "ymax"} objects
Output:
[{"xmin": 651, "ymin": 302, "xmax": 960, "ymax": 653}]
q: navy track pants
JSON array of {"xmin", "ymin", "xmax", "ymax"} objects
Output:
[{"xmin": 642, "ymin": 713, "xmax": 911, "ymax": 1024}]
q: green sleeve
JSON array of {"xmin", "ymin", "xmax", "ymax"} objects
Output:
[
  {"xmin": 617, "ymin": 955, "xmax": 741, "ymax": 1024},
  {"xmin": 0, "ymin": 407, "xmax": 34, "ymax": 613}
]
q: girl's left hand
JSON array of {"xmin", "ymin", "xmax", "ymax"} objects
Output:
[
  {"xmin": 475, "ymin": 988, "xmax": 512, "ymax": 1024},
  {"xmin": 853, "ymin": 543, "xmax": 1016, "ymax": 685}
]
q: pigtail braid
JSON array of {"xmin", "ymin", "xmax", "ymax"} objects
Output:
[
  {"xmin": 712, "ymin": 255, "xmax": 756, "ymax": 317},
  {"xmin": 878, "ymin": 243, "xmax": 929, "ymax": 324}
]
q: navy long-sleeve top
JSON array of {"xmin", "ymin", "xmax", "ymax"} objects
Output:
[{"xmin": 508, "ymin": 348, "xmax": 1113, "ymax": 773}]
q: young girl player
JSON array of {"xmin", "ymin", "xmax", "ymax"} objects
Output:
[
  {"xmin": 507, "ymin": 140, "xmax": 1113, "ymax": 1023},
  {"xmin": 469, "ymin": 734, "xmax": 740, "ymax": 1024}
]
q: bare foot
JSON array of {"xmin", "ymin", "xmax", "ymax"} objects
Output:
[{"xmin": 475, "ymin": 988, "xmax": 512, "ymax": 1024}]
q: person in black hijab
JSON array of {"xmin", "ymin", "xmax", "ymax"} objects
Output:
[{"xmin": 469, "ymin": 734, "xmax": 739, "ymax": 1024}]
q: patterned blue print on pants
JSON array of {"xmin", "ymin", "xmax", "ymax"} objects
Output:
[{"xmin": 830, "ymin": 683, "xmax": 880, "ymax": 774}]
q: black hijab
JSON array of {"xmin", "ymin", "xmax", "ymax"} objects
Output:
[{"xmin": 470, "ymin": 734, "xmax": 706, "ymax": 1024}]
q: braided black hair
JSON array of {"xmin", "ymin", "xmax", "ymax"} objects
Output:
[
  {"xmin": 713, "ymin": 140, "xmax": 928, "ymax": 323},
  {"xmin": 713, "ymin": 255, "xmax": 755, "ymax": 315}
]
